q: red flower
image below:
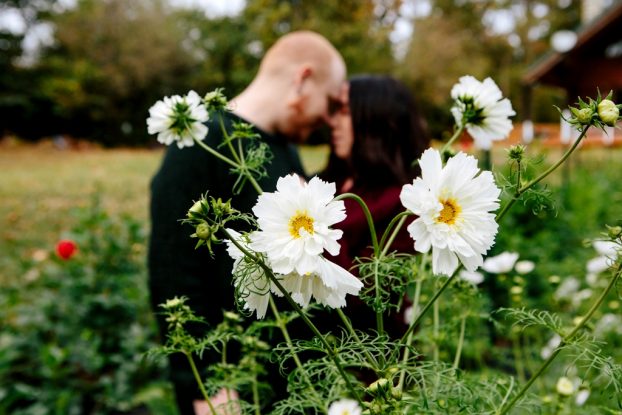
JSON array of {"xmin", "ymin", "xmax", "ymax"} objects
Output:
[{"xmin": 56, "ymin": 239, "xmax": 77, "ymax": 260}]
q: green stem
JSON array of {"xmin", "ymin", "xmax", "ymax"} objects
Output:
[
  {"xmin": 432, "ymin": 298, "xmax": 440, "ymax": 362},
  {"xmin": 251, "ymin": 372, "xmax": 261, "ymax": 415},
  {"xmin": 218, "ymin": 112, "xmax": 242, "ymax": 165},
  {"xmin": 192, "ymin": 135, "xmax": 238, "ymax": 169},
  {"xmin": 397, "ymin": 272, "xmax": 423, "ymax": 393},
  {"xmin": 335, "ymin": 193, "xmax": 379, "ymax": 254},
  {"xmin": 336, "ymin": 309, "xmax": 379, "ymax": 369},
  {"xmin": 452, "ymin": 316, "xmax": 467, "ymax": 370},
  {"xmin": 185, "ymin": 352, "xmax": 217, "ymax": 415},
  {"xmin": 496, "ymin": 125, "xmax": 589, "ymax": 223},
  {"xmin": 380, "ymin": 214, "xmax": 409, "ymax": 257},
  {"xmin": 399, "ymin": 269, "xmax": 459, "ymax": 345},
  {"xmin": 222, "ymin": 229, "xmax": 363, "ymax": 405},
  {"xmin": 511, "ymin": 334, "xmax": 526, "ymax": 383},
  {"xmin": 440, "ymin": 124, "xmax": 466, "ymax": 156},
  {"xmin": 378, "ymin": 212, "xmax": 413, "ymax": 255},
  {"xmin": 373, "ymin": 258, "xmax": 384, "ymax": 337},
  {"xmin": 268, "ymin": 296, "xmax": 319, "ymax": 396},
  {"xmin": 497, "ymin": 261, "xmax": 622, "ymax": 415}
]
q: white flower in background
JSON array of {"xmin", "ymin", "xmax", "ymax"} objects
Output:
[
  {"xmin": 575, "ymin": 389, "xmax": 590, "ymax": 406},
  {"xmin": 328, "ymin": 398, "xmax": 362, "ymax": 415},
  {"xmin": 554, "ymin": 276, "xmax": 580, "ymax": 300},
  {"xmin": 515, "ymin": 260, "xmax": 535, "ymax": 274},
  {"xmin": 251, "ymin": 174, "xmax": 346, "ymax": 276},
  {"xmin": 586, "ymin": 240, "xmax": 619, "ymax": 274},
  {"xmin": 225, "ymin": 229, "xmax": 273, "ymax": 319},
  {"xmin": 594, "ymin": 313, "xmax": 622, "ymax": 336},
  {"xmin": 450, "ymin": 75, "xmax": 516, "ymax": 149},
  {"xmin": 541, "ymin": 334, "xmax": 561, "ymax": 359},
  {"xmin": 400, "ymin": 148, "xmax": 501, "ymax": 276},
  {"xmin": 278, "ymin": 258, "xmax": 363, "ymax": 309},
  {"xmin": 572, "ymin": 288, "xmax": 593, "ymax": 307},
  {"xmin": 459, "ymin": 269, "xmax": 485, "ymax": 285},
  {"xmin": 147, "ymin": 90, "xmax": 209, "ymax": 148},
  {"xmin": 481, "ymin": 251, "xmax": 519, "ymax": 274},
  {"xmin": 556, "ymin": 377, "xmax": 575, "ymax": 396}
]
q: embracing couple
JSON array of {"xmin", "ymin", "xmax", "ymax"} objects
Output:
[{"xmin": 148, "ymin": 31, "xmax": 430, "ymax": 415}]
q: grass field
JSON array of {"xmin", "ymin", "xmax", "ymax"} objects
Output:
[{"xmin": 0, "ymin": 141, "xmax": 330, "ymax": 281}]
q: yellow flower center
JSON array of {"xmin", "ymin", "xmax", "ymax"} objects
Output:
[
  {"xmin": 436, "ymin": 198, "xmax": 461, "ymax": 225},
  {"xmin": 288, "ymin": 211, "xmax": 314, "ymax": 238}
]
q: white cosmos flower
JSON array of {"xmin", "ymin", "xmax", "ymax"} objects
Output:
[
  {"xmin": 575, "ymin": 389, "xmax": 590, "ymax": 406},
  {"xmin": 147, "ymin": 90, "xmax": 209, "ymax": 148},
  {"xmin": 586, "ymin": 240, "xmax": 619, "ymax": 274},
  {"xmin": 400, "ymin": 148, "xmax": 501, "ymax": 276},
  {"xmin": 451, "ymin": 75, "xmax": 516, "ymax": 150},
  {"xmin": 328, "ymin": 399, "xmax": 362, "ymax": 415},
  {"xmin": 279, "ymin": 258, "xmax": 363, "ymax": 308},
  {"xmin": 225, "ymin": 229, "xmax": 274, "ymax": 319},
  {"xmin": 482, "ymin": 251, "xmax": 519, "ymax": 274},
  {"xmin": 251, "ymin": 174, "xmax": 346, "ymax": 276},
  {"xmin": 556, "ymin": 377, "xmax": 575, "ymax": 396},
  {"xmin": 459, "ymin": 269, "xmax": 485, "ymax": 285},
  {"xmin": 515, "ymin": 260, "xmax": 535, "ymax": 274}
]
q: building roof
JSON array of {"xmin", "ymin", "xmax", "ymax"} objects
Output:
[{"xmin": 523, "ymin": 1, "xmax": 622, "ymax": 96}]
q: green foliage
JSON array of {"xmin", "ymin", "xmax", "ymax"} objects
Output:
[{"xmin": 0, "ymin": 194, "xmax": 172, "ymax": 414}]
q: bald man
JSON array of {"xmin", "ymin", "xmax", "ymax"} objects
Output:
[{"xmin": 148, "ymin": 31, "xmax": 347, "ymax": 415}]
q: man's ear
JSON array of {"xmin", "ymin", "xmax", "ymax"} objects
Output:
[
  {"xmin": 288, "ymin": 65, "xmax": 313, "ymax": 112},
  {"xmin": 293, "ymin": 65, "xmax": 314, "ymax": 95}
]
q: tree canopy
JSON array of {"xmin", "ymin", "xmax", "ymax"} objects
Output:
[{"xmin": 0, "ymin": 0, "xmax": 581, "ymax": 146}]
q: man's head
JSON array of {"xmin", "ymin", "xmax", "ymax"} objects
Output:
[{"xmin": 232, "ymin": 31, "xmax": 347, "ymax": 143}]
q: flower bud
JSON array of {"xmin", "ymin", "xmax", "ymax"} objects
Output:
[
  {"xmin": 391, "ymin": 387, "xmax": 402, "ymax": 400},
  {"xmin": 187, "ymin": 200, "xmax": 203, "ymax": 217},
  {"xmin": 556, "ymin": 376, "xmax": 575, "ymax": 396},
  {"xmin": 570, "ymin": 107, "xmax": 593, "ymax": 124},
  {"xmin": 195, "ymin": 222, "xmax": 211, "ymax": 240},
  {"xmin": 597, "ymin": 99, "xmax": 619, "ymax": 126},
  {"xmin": 507, "ymin": 144, "xmax": 525, "ymax": 162},
  {"xmin": 606, "ymin": 225, "xmax": 622, "ymax": 239},
  {"xmin": 366, "ymin": 378, "xmax": 390, "ymax": 396},
  {"xmin": 223, "ymin": 311, "xmax": 242, "ymax": 322}
]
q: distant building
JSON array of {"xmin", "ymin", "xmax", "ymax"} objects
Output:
[
  {"xmin": 520, "ymin": 0, "xmax": 622, "ymax": 144},
  {"xmin": 523, "ymin": 0, "xmax": 622, "ymax": 109}
]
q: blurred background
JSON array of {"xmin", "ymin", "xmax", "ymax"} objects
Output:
[
  {"xmin": 2, "ymin": 0, "xmax": 620, "ymax": 146},
  {"xmin": 1, "ymin": 1, "xmax": 622, "ymax": 414}
]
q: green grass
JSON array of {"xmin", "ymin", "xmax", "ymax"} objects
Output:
[{"xmin": 0, "ymin": 142, "xmax": 329, "ymax": 282}]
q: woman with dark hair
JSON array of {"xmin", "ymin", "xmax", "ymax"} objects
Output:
[{"xmin": 321, "ymin": 74, "xmax": 430, "ymax": 271}]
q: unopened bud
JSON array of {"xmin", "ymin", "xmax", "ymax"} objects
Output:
[
  {"xmin": 195, "ymin": 223, "xmax": 211, "ymax": 240},
  {"xmin": 556, "ymin": 376, "xmax": 575, "ymax": 396},
  {"xmin": 597, "ymin": 99, "xmax": 619, "ymax": 126},
  {"xmin": 188, "ymin": 200, "xmax": 203, "ymax": 217},
  {"xmin": 571, "ymin": 107, "xmax": 593, "ymax": 124},
  {"xmin": 367, "ymin": 378, "xmax": 390, "ymax": 396},
  {"xmin": 607, "ymin": 225, "xmax": 622, "ymax": 239},
  {"xmin": 223, "ymin": 311, "xmax": 242, "ymax": 322},
  {"xmin": 507, "ymin": 144, "xmax": 525, "ymax": 162},
  {"xmin": 391, "ymin": 387, "xmax": 402, "ymax": 400}
]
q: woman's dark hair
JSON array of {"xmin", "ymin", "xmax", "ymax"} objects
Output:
[{"xmin": 321, "ymin": 75, "xmax": 429, "ymax": 188}]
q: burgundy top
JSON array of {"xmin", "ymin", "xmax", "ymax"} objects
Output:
[
  {"xmin": 327, "ymin": 185, "xmax": 415, "ymax": 270},
  {"xmin": 326, "ymin": 184, "xmax": 415, "ymax": 336}
]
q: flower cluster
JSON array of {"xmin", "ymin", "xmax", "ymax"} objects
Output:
[
  {"xmin": 226, "ymin": 174, "xmax": 363, "ymax": 318},
  {"xmin": 566, "ymin": 91, "xmax": 621, "ymax": 131}
]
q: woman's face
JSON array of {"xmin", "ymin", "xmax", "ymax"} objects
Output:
[{"xmin": 330, "ymin": 104, "xmax": 354, "ymax": 160}]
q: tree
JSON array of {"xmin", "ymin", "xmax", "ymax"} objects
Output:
[{"xmin": 35, "ymin": 0, "xmax": 197, "ymax": 145}]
